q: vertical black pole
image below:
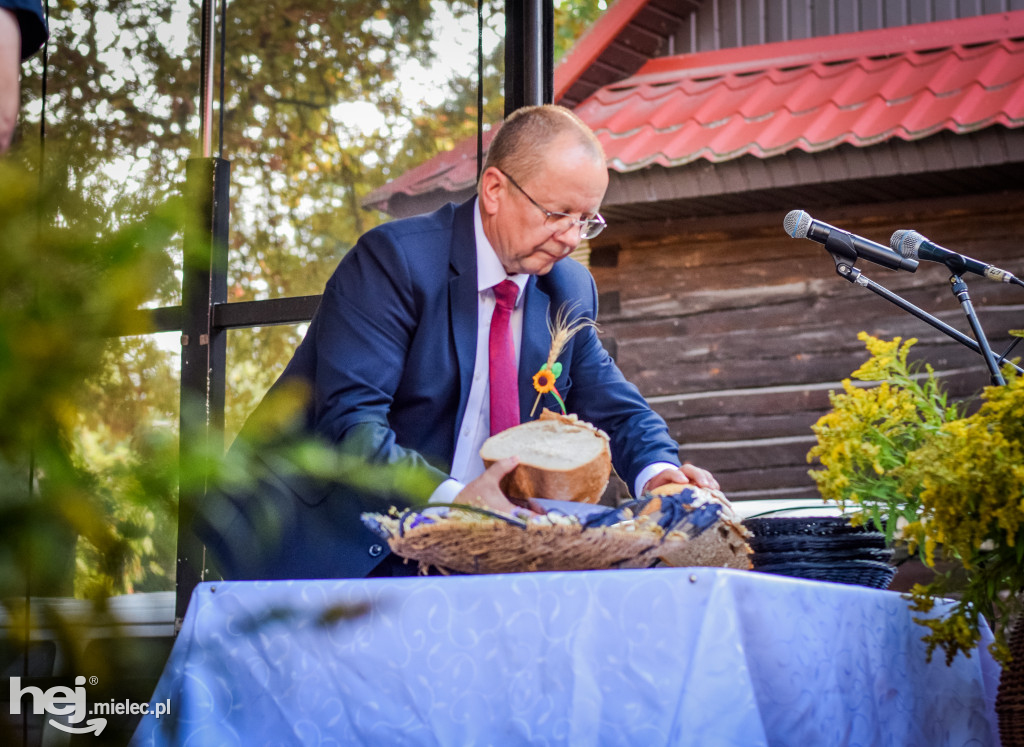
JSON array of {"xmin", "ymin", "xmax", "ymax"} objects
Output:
[
  {"xmin": 176, "ymin": 157, "xmax": 229, "ymax": 627},
  {"xmin": 175, "ymin": 0, "xmax": 229, "ymax": 627},
  {"xmin": 505, "ymin": 0, "xmax": 554, "ymax": 116}
]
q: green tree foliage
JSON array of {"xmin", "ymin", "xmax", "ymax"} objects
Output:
[
  {"xmin": 8, "ymin": 0, "xmax": 605, "ymax": 595},
  {"xmin": 554, "ymin": 0, "xmax": 607, "ymax": 61}
]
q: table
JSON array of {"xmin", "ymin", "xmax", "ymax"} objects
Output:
[{"xmin": 131, "ymin": 568, "xmax": 1001, "ymax": 746}]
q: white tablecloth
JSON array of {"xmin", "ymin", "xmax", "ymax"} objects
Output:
[{"xmin": 132, "ymin": 567, "xmax": 1001, "ymax": 746}]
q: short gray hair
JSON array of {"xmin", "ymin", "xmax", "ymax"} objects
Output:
[{"xmin": 479, "ymin": 105, "xmax": 605, "ymax": 190}]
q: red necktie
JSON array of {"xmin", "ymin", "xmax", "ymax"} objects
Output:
[{"xmin": 489, "ymin": 279, "xmax": 520, "ymax": 435}]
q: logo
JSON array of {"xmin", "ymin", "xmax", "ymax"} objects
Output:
[{"xmin": 8, "ymin": 675, "xmax": 171, "ymax": 737}]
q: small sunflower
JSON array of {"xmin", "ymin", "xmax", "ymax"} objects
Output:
[
  {"xmin": 530, "ymin": 363, "xmax": 567, "ymax": 416},
  {"xmin": 532, "ymin": 367, "xmax": 556, "ymax": 394}
]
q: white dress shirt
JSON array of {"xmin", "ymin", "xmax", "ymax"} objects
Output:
[
  {"xmin": 429, "ymin": 202, "xmax": 527, "ymax": 504},
  {"xmin": 429, "ymin": 199, "xmax": 673, "ymax": 504}
]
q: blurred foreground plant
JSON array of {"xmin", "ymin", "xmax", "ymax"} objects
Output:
[
  {"xmin": 1, "ymin": 160, "xmax": 435, "ymax": 747},
  {"xmin": 0, "ymin": 160, "xmax": 185, "ymax": 744},
  {"xmin": 0, "ymin": 159, "xmax": 181, "ymax": 601},
  {"xmin": 2, "ymin": 154, "xmax": 439, "ymax": 600}
]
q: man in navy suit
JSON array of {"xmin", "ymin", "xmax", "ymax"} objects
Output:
[{"xmin": 198, "ymin": 105, "xmax": 718, "ymax": 579}]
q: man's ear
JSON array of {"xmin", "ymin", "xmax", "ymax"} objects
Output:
[{"xmin": 478, "ymin": 167, "xmax": 505, "ymax": 216}]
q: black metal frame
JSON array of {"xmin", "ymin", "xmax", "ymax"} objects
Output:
[{"xmin": 147, "ymin": 0, "xmax": 555, "ymax": 626}]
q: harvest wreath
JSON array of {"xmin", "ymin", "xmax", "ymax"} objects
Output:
[{"xmin": 361, "ymin": 485, "xmax": 752, "ymax": 575}]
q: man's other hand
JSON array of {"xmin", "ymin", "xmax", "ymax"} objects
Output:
[{"xmin": 643, "ymin": 464, "xmax": 720, "ymax": 494}]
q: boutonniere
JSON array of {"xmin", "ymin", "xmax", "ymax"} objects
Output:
[{"xmin": 530, "ymin": 302, "xmax": 596, "ymax": 417}]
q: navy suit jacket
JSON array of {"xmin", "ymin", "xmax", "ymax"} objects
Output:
[{"xmin": 198, "ymin": 199, "xmax": 681, "ymax": 579}]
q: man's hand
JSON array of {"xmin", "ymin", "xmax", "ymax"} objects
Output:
[
  {"xmin": 454, "ymin": 456, "xmax": 522, "ymax": 514},
  {"xmin": 643, "ymin": 464, "xmax": 720, "ymax": 494}
]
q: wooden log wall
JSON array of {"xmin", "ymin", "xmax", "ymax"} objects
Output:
[{"xmin": 589, "ymin": 191, "xmax": 1024, "ymax": 504}]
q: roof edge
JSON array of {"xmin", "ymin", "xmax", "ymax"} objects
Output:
[
  {"xmin": 553, "ymin": 0, "xmax": 652, "ymax": 104},
  {"xmin": 627, "ymin": 10, "xmax": 1024, "ymax": 87}
]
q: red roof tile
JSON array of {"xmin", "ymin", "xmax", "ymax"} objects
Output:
[
  {"xmin": 365, "ymin": 10, "xmax": 1024, "ymax": 211},
  {"xmin": 583, "ymin": 12, "xmax": 1024, "ymax": 171}
]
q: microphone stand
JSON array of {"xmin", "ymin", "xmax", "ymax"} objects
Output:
[
  {"xmin": 826, "ymin": 254, "xmax": 1023, "ymax": 381},
  {"xmin": 947, "ymin": 273, "xmax": 1006, "ymax": 386}
]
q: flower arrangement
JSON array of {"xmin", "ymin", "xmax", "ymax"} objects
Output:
[
  {"xmin": 807, "ymin": 332, "xmax": 963, "ymax": 539},
  {"xmin": 808, "ymin": 331, "xmax": 1024, "ymax": 663}
]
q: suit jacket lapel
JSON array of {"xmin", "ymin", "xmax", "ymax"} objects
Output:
[
  {"xmin": 519, "ymin": 276, "xmax": 552, "ymax": 423},
  {"xmin": 449, "ymin": 200, "xmax": 479, "ymax": 438}
]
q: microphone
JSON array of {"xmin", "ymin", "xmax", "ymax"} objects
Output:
[
  {"xmin": 784, "ymin": 210, "xmax": 918, "ymax": 272},
  {"xmin": 890, "ymin": 230, "xmax": 1022, "ymax": 286}
]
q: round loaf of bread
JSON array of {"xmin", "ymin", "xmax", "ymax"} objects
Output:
[{"xmin": 480, "ymin": 410, "xmax": 612, "ymax": 503}]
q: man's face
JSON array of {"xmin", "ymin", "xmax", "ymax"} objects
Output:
[{"xmin": 485, "ymin": 135, "xmax": 609, "ymax": 276}]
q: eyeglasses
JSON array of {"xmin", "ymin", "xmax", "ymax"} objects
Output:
[{"xmin": 498, "ymin": 169, "xmax": 607, "ymax": 240}]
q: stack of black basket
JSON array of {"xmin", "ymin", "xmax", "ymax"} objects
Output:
[{"xmin": 742, "ymin": 515, "xmax": 896, "ymax": 589}]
